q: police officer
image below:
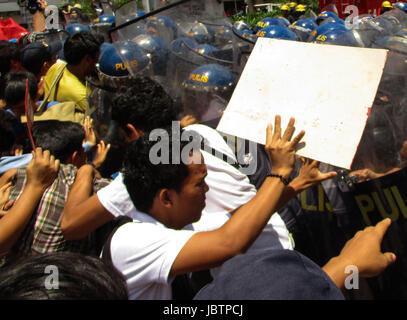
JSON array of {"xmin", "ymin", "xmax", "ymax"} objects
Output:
[{"xmin": 379, "ymin": 1, "xmax": 393, "ymax": 15}]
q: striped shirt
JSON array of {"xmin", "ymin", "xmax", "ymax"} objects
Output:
[{"xmin": 8, "ymin": 164, "xmax": 111, "ymax": 256}]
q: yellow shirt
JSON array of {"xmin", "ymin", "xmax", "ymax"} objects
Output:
[{"xmin": 43, "ymin": 62, "xmax": 89, "ymax": 113}]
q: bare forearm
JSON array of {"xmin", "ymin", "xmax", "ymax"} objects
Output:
[
  {"xmin": 322, "ymin": 256, "xmax": 350, "ymax": 289},
  {"xmin": 0, "ymin": 184, "xmax": 44, "ymax": 256},
  {"xmin": 33, "ymin": 11, "xmax": 45, "ymax": 32}
]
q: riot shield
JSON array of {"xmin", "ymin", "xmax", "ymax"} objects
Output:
[{"xmin": 109, "ymin": 0, "xmax": 251, "ymax": 119}]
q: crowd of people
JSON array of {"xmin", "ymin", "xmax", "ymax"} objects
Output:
[{"xmin": 0, "ymin": 0, "xmax": 404, "ymax": 300}]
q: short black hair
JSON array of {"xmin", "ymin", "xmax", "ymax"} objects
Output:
[
  {"xmin": 63, "ymin": 31, "xmax": 102, "ymax": 65},
  {"xmin": 3, "ymin": 71, "xmax": 38, "ymax": 106},
  {"xmin": 0, "ymin": 252, "xmax": 128, "ymax": 300},
  {"xmin": 122, "ymin": 130, "xmax": 191, "ymax": 213},
  {"xmin": 111, "ymin": 77, "xmax": 180, "ymax": 132},
  {"xmin": 32, "ymin": 120, "xmax": 85, "ymax": 162},
  {"xmin": 0, "ymin": 42, "xmax": 21, "ymax": 76},
  {"xmin": 0, "ymin": 108, "xmax": 15, "ymax": 154}
]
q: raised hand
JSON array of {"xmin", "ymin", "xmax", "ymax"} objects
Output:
[
  {"xmin": 294, "ymin": 157, "xmax": 338, "ymax": 190},
  {"xmin": 26, "ymin": 148, "xmax": 60, "ymax": 191},
  {"xmin": 83, "ymin": 116, "xmax": 97, "ymax": 148},
  {"xmin": 92, "ymin": 140, "xmax": 111, "ymax": 169},
  {"xmin": 265, "ymin": 116, "xmax": 305, "ymax": 179}
]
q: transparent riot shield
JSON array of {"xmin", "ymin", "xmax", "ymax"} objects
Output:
[{"xmin": 109, "ymin": 0, "xmax": 251, "ymax": 119}]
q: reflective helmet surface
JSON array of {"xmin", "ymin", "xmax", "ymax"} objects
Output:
[
  {"xmin": 254, "ymin": 18, "xmax": 284, "ymax": 33},
  {"xmin": 293, "ymin": 18, "xmax": 318, "ymax": 31},
  {"xmin": 94, "ymin": 14, "xmax": 116, "ymax": 25},
  {"xmin": 233, "ymin": 20, "xmax": 251, "ymax": 31},
  {"xmin": 290, "ymin": 18, "xmax": 318, "ymax": 41},
  {"xmin": 182, "ymin": 63, "xmax": 236, "ymax": 124},
  {"xmin": 312, "ymin": 22, "xmax": 348, "ymax": 39},
  {"xmin": 185, "ymin": 22, "xmax": 215, "ymax": 44},
  {"xmin": 319, "ymin": 16, "xmax": 346, "ymax": 26},
  {"xmin": 183, "ymin": 63, "xmax": 235, "ymax": 91},
  {"xmin": 146, "ymin": 15, "xmax": 178, "ymax": 43},
  {"xmin": 313, "ymin": 28, "xmax": 356, "ymax": 46},
  {"xmin": 133, "ymin": 34, "xmax": 169, "ymax": 76},
  {"xmin": 66, "ymin": 23, "xmax": 90, "ymax": 35},
  {"xmin": 316, "ymin": 10, "xmax": 337, "ymax": 24},
  {"xmin": 98, "ymin": 41, "xmax": 150, "ymax": 77},
  {"xmin": 276, "ymin": 16, "xmax": 291, "ymax": 27},
  {"xmin": 393, "ymin": 2, "xmax": 407, "ymax": 12},
  {"xmin": 256, "ymin": 25, "xmax": 299, "ymax": 41}
]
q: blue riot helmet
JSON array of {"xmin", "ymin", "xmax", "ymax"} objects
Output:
[
  {"xmin": 316, "ymin": 11, "xmax": 338, "ymax": 25},
  {"xmin": 393, "ymin": 2, "xmax": 407, "ymax": 12},
  {"xmin": 214, "ymin": 25, "xmax": 233, "ymax": 45},
  {"xmin": 100, "ymin": 42, "xmax": 113, "ymax": 53},
  {"xmin": 233, "ymin": 20, "xmax": 251, "ymax": 31},
  {"xmin": 276, "ymin": 16, "xmax": 291, "ymax": 27},
  {"xmin": 185, "ymin": 22, "xmax": 216, "ymax": 44},
  {"xmin": 313, "ymin": 28, "xmax": 360, "ymax": 46},
  {"xmin": 181, "ymin": 63, "xmax": 236, "ymax": 126},
  {"xmin": 312, "ymin": 22, "xmax": 348, "ymax": 39},
  {"xmin": 319, "ymin": 16, "xmax": 346, "ymax": 26},
  {"xmin": 89, "ymin": 14, "xmax": 115, "ymax": 42},
  {"xmin": 98, "ymin": 40, "xmax": 150, "ymax": 78},
  {"xmin": 167, "ymin": 37, "xmax": 200, "ymax": 98},
  {"xmin": 240, "ymin": 29, "xmax": 254, "ymax": 38},
  {"xmin": 133, "ymin": 34, "xmax": 169, "ymax": 76},
  {"xmin": 66, "ymin": 23, "xmax": 90, "ymax": 35},
  {"xmin": 253, "ymin": 17, "xmax": 283, "ymax": 33},
  {"xmin": 290, "ymin": 18, "xmax": 318, "ymax": 41},
  {"xmin": 255, "ymin": 25, "xmax": 299, "ymax": 41},
  {"xmin": 170, "ymin": 37, "xmax": 199, "ymax": 58},
  {"xmin": 194, "ymin": 44, "xmax": 218, "ymax": 55},
  {"xmin": 145, "ymin": 15, "xmax": 178, "ymax": 44}
]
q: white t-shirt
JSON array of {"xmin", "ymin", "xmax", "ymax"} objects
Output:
[
  {"xmin": 97, "ymin": 124, "xmax": 293, "ymax": 298},
  {"xmin": 109, "ymin": 211, "xmax": 196, "ymax": 300},
  {"xmin": 97, "ymin": 124, "xmax": 292, "ymax": 250}
]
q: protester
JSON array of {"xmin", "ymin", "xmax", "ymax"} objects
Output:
[
  {"xmin": 99, "ymin": 119, "xmax": 394, "ymax": 299},
  {"xmin": 1, "ymin": 120, "xmax": 110, "ymax": 259},
  {"xmin": 0, "ymin": 251, "xmax": 128, "ymax": 299},
  {"xmin": 43, "ymin": 31, "xmax": 102, "ymax": 113}
]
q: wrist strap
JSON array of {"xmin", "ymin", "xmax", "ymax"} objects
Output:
[
  {"xmin": 267, "ymin": 173, "xmax": 290, "ymax": 186},
  {"xmin": 85, "ymin": 161, "xmax": 96, "ymax": 169}
]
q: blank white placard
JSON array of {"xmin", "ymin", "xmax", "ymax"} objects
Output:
[{"xmin": 217, "ymin": 38, "xmax": 388, "ymax": 169}]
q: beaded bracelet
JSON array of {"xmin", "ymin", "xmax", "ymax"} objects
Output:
[{"xmin": 267, "ymin": 173, "xmax": 290, "ymax": 186}]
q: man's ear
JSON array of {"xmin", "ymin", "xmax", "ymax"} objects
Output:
[
  {"xmin": 157, "ymin": 189, "xmax": 174, "ymax": 208},
  {"xmin": 71, "ymin": 150, "xmax": 86, "ymax": 167},
  {"xmin": 125, "ymin": 124, "xmax": 143, "ymax": 142}
]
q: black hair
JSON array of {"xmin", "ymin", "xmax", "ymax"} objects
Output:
[
  {"xmin": 0, "ymin": 252, "xmax": 128, "ymax": 300},
  {"xmin": 0, "ymin": 42, "xmax": 21, "ymax": 76},
  {"xmin": 63, "ymin": 31, "xmax": 102, "ymax": 65},
  {"xmin": 111, "ymin": 77, "xmax": 180, "ymax": 132},
  {"xmin": 0, "ymin": 108, "xmax": 15, "ymax": 154},
  {"xmin": 32, "ymin": 120, "xmax": 85, "ymax": 162},
  {"xmin": 3, "ymin": 71, "xmax": 38, "ymax": 107},
  {"xmin": 122, "ymin": 130, "xmax": 191, "ymax": 213}
]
